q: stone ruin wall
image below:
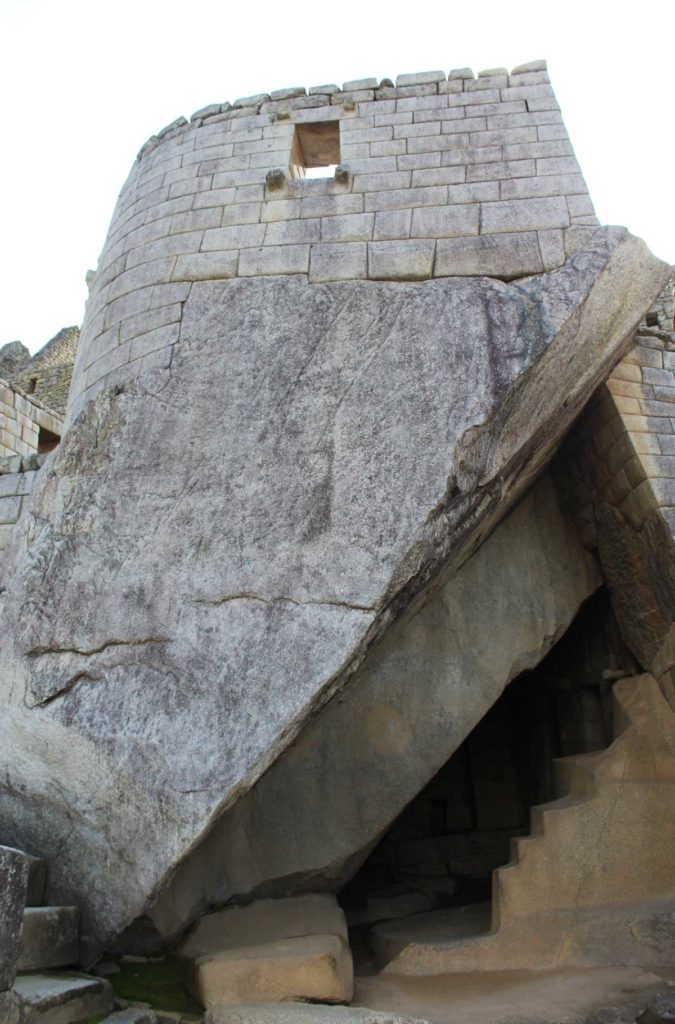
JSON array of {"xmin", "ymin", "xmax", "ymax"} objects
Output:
[
  {"xmin": 0, "ymin": 379, "xmax": 62, "ymax": 557},
  {"xmin": 69, "ymin": 59, "xmax": 599, "ymax": 423}
]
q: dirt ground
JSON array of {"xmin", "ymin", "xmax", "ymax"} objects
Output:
[{"xmin": 353, "ymin": 966, "xmax": 675, "ymax": 1024}]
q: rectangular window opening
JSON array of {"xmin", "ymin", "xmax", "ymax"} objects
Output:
[{"xmin": 289, "ymin": 122, "xmax": 340, "ymax": 180}]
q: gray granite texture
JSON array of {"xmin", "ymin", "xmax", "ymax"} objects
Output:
[
  {"xmin": 0, "ymin": 846, "xmax": 29, "ymax": 990},
  {"xmin": 0, "ymin": 226, "xmax": 668, "ymax": 961}
]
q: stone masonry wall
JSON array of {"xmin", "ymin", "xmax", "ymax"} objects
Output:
[
  {"xmin": 0, "ymin": 458, "xmax": 41, "ymax": 559},
  {"xmin": 69, "ymin": 60, "xmax": 597, "ymax": 423},
  {"xmin": 559, "ymin": 326, "xmax": 675, "ymax": 707},
  {"xmin": 0, "ymin": 379, "xmax": 63, "ymax": 458}
]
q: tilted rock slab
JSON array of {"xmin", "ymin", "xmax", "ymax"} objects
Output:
[
  {"xmin": 146, "ymin": 470, "xmax": 600, "ymax": 943},
  {"xmin": 0, "ymin": 227, "xmax": 668, "ymax": 960}
]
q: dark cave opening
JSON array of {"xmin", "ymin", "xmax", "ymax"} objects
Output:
[{"xmin": 340, "ymin": 587, "xmax": 635, "ymax": 943}]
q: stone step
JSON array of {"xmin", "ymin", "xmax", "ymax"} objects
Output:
[
  {"xmin": 18, "ymin": 906, "xmax": 79, "ymax": 971},
  {"xmin": 553, "ymin": 752, "xmax": 600, "ymax": 800},
  {"xmin": 371, "ymin": 902, "xmax": 492, "ymax": 971},
  {"xmin": 11, "ymin": 972, "xmax": 112, "ymax": 1024}
]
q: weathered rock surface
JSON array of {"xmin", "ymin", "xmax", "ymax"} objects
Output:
[
  {"xmin": 0, "ymin": 846, "xmax": 29, "ymax": 990},
  {"xmin": 180, "ymin": 895, "xmax": 347, "ymax": 961},
  {"xmin": 193, "ymin": 934, "xmax": 353, "ymax": 1009},
  {"xmin": 639, "ymin": 993, "xmax": 675, "ymax": 1024},
  {"xmin": 0, "ymin": 990, "xmax": 20, "ymax": 1024},
  {"xmin": 206, "ymin": 1007, "xmax": 430, "ymax": 1024},
  {"xmin": 146, "ymin": 470, "xmax": 600, "ymax": 942},
  {"xmin": 0, "ymin": 227, "xmax": 668, "ymax": 960}
]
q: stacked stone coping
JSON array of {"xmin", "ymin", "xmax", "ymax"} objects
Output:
[
  {"xmin": 69, "ymin": 59, "xmax": 598, "ymax": 422},
  {"xmin": 0, "ymin": 378, "xmax": 63, "ymax": 459}
]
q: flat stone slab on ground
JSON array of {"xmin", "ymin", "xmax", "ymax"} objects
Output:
[
  {"xmin": 206, "ymin": 1006, "xmax": 431, "ymax": 1024},
  {"xmin": 101, "ymin": 1009, "xmax": 159, "ymax": 1023},
  {"xmin": 11, "ymin": 972, "xmax": 112, "ymax": 1023}
]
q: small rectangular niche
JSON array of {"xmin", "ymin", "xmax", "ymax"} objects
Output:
[{"xmin": 290, "ymin": 122, "xmax": 340, "ymax": 179}]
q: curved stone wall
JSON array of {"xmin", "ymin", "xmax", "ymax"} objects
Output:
[{"xmin": 68, "ymin": 60, "xmax": 596, "ymax": 423}]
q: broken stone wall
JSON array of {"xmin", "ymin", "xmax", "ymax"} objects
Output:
[
  {"xmin": 7, "ymin": 327, "xmax": 80, "ymax": 419},
  {"xmin": 69, "ymin": 60, "xmax": 598, "ymax": 424}
]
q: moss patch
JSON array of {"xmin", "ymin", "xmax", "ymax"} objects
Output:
[{"xmin": 110, "ymin": 956, "xmax": 202, "ymax": 1014}]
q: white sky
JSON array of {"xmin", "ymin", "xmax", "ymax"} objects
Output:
[{"xmin": 1, "ymin": 0, "xmax": 673, "ymax": 353}]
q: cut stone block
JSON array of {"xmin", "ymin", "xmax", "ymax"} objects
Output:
[
  {"xmin": 11, "ymin": 972, "xmax": 112, "ymax": 1024},
  {"xmin": 0, "ymin": 846, "xmax": 28, "ymax": 990},
  {"xmin": 434, "ymin": 232, "xmax": 543, "ymax": 279},
  {"xmin": 193, "ymin": 934, "xmax": 353, "ymax": 1009},
  {"xmin": 18, "ymin": 906, "xmax": 79, "ymax": 970},
  {"xmin": 180, "ymin": 894, "xmax": 347, "ymax": 961}
]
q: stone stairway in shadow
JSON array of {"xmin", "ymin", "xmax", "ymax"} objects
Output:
[
  {"xmin": 1, "ymin": 843, "xmax": 113, "ymax": 1022},
  {"xmin": 371, "ymin": 673, "xmax": 675, "ymax": 975}
]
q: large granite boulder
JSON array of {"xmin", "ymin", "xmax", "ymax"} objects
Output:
[{"xmin": 0, "ymin": 226, "xmax": 668, "ymax": 961}]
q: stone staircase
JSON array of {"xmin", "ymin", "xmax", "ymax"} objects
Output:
[
  {"xmin": 1, "ymin": 844, "xmax": 113, "ymax": 1022},
  {"xmin": 372, "ymin": 673, "xmax": 675, "ymax": 975}
]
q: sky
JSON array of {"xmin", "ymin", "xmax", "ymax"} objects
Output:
[{"xmin": 1, "ymin": 0, "xmax": 673, "ymax": 353}]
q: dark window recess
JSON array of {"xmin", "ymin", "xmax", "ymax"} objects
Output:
[
  {"xmin": 37, "ymin": 425, "xmax": 60, "ymax": 454},
  {"xmin": 290, "ymin": 122, "xmax": 340, "ymax": 179}
]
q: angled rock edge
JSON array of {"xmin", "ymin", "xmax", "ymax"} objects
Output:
[
  {"xmin": 149, "ymin": 471, "xmax": 600, "ymax": 943},
  {"xmin": 0, "ymin": 226, "xmax": 669, "ymax": 960}
]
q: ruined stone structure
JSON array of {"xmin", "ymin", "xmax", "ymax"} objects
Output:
[{"xmin": 1, "ymin": 62, "xmax": 674, "ymax": 1024}]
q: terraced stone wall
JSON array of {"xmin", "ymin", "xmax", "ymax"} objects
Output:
[{"xmin": 69, "ymin": 59, "xmax": 597, "ymax": 423}]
